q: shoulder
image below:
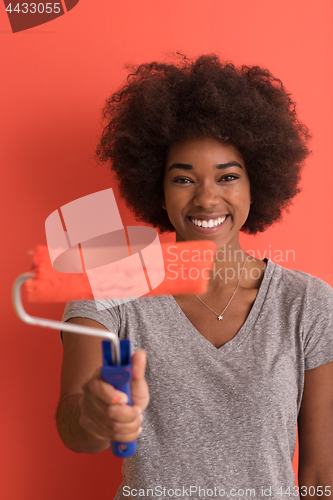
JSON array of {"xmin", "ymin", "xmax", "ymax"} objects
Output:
[
  {"xmin": 268, "ymin": 261, "xmax": 333, "ymax": 366},
  {"xmin": 62, "ymin": 299, "xmax": 122, "ymax": 332},
  {"xmin": 269, "ymin": 260, "xmax": 333, "ymax": 304}
]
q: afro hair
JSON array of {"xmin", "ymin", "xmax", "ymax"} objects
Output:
[{"xmin": 96, "ymin": 54, "xmax": 311, "ymax": 234}]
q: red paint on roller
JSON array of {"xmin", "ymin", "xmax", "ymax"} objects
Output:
[{"xmin": 25, "ymin": 241, "xmax": 216, "ymax": 302}]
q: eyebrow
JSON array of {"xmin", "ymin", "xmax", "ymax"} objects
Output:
[{"xmin": 167, "ymin": 161, "xmax": 243, "ymax": 172}]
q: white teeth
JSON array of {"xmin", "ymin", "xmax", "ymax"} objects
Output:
[{"xmin": 190, "ymin": 216, "xmax": 227, "ymax": 227}]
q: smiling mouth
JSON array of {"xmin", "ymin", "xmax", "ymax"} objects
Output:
[{"xmin": 188, "ymin": 215, "xmax": 228, "ymax": 228}]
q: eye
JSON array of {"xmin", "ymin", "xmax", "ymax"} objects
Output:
[
  {"xmin": 219, "ymin": 174, "xmax": 239, "ymax": 182},
  {"xmin": 172, "ymin": 177, "xmax": 194, "ymax": 184}
]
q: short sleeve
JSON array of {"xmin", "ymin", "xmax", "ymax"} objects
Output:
[
  {"xmin": 62, "ymin": 299, "xmax": 120, "ymax": 333},
  {"xmin": 303, "ymin": 276, "xmax": 333, "ymax": 370}
]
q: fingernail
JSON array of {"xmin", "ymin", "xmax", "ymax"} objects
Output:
[
  {"xmin": 111, "ymin": 395, "xmax": 127, "ymax": 404},
  {"xmin": 138, "ymin": 426, "xmax": 143, "ymax": 434},
  {"xmin": 111, "ymin": 396, "xmax": 126, "ymax": 403}
]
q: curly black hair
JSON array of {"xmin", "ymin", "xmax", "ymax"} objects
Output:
[{"xmin": 96, "ymin": 54, "xmax": 311, "ymax": 234}]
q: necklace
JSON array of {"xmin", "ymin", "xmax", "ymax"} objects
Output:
[{"xmin": 194, "ymin": 257, "xmax": 246, "ymax": 320}]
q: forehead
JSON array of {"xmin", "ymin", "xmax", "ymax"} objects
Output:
[{"xmin": 166, "ymin": 137, "xmax": 245, "ymax": 168}]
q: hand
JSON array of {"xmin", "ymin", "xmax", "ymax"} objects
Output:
[{"xmin": 79, "ymin": 349, "xmax": 149, "ymax": 443}]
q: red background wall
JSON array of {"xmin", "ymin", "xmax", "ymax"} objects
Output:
[{"xmin": 1, "ymin": 1, "xmax": 332, "ymax": 499}]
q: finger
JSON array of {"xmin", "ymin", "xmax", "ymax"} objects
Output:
[
  {"xmin": 131, "ymin": 349, "xmax": 147, "ymax": 381},
  {"xmin": 79, "ymin": 400, "xmax": 143, "ymax": 441},
  {"xmin": 83, "ymin": 369, "xmax": 129, "ymax": 410},
  {"xmin": 80, "ymin": 409, "xmax": 143, "ymax": 441},
  {"xmin": 111, "ymin": 426, "xmax": 143, "ymax": 443},
  {"xmin": 83, "ymin": 381, "xmax": 128, "ymax": 411},
  {"xmin": 80, "ymin": 393, "xmax": 142, "ymax": 425},
  {"xmin": 106, "ymin": 402, "xmax": 142, "ymax": 422},
  {"xmin": 109, "ymin": 411, "xmax": 143, "ymax": 442},
  {"xmin": 131, "ymin": 350, "xmax": 150, "ymax": 411}
]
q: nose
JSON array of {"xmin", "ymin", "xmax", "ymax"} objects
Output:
[{"xmin": 192, "ymin": 181, "xmax": 221, "ymax": 209}]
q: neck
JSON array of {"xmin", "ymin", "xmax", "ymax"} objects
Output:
[{"xmin": 207, "ymin": 246, "xmax": 247, "ymax": 290}]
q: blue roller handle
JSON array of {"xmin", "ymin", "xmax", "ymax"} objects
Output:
[{"xmin": 101, "ymin": 339, "xmax": 137, "ymax": 458}]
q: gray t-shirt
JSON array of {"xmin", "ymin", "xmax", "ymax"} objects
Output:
[{"xmin": 62, "ymin": 259, "xmax": 333, "ymax": 500}]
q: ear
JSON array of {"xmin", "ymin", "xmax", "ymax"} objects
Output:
[{"xmin": 161, "ymin": 198, "xmax": 166, "ymax": 210}]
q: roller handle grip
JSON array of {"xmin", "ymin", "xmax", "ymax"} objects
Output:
[{"xmin": 101, "ymin": 340, "xmax": 137, "ymax": 458}]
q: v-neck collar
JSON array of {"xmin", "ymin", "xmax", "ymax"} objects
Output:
[{"xmin": 166, "ymin": 258, "xmax": 276, "ymax": 359}]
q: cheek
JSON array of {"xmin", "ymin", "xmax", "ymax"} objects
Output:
[
  {"xmin": 230, "ymin": 185, "xmax": 251, "ymax": 219},
  {"xmin": 163, "ymin": 185, "xmax": 184, "ymax": 210},
  {"xmin": 227, "ymin": 184, "xmax": 251, "ymax": 204}
]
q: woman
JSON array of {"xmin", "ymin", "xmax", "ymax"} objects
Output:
[{"xmin": 56, "ymin": 55, "xmax": 333, "ymax": 499}]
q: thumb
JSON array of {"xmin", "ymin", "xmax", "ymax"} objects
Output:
[
  {"xmin": 130, "ymin": 349, "xmax": 149, "ymax": 411},
  {"xmin": 131, "ymin": 349, "xmax": 147, "ymax": 381}
]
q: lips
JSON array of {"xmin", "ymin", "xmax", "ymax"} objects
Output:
[{"xmin": 188, "ymin": 214, "xmax": 228, "ymax": 221}]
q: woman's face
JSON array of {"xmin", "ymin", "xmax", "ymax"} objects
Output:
[{"xmin": 163, "ymin": 137, "xmax": 251, "ymax": 251}]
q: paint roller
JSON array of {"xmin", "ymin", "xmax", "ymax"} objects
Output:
[{"xmin": 12, "ymin": 189, "xmax": 216, "ymax": 457}]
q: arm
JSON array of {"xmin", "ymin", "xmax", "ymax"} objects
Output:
[
  {"xmin": 298, "ymin": 360, "xmax": 333, "ymax": 499},
  {"xmin": 56, "ymin": 317, "xmax": 149, "ymax": 454}
]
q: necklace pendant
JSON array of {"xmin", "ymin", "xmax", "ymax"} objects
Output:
[{"xmin": 217, "ymin": 315, "xmax": 223, "ymax": 321}]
